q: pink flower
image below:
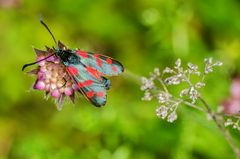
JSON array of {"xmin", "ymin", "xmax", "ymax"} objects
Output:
[
  {"xmin": 222, "ymin": 78, "xmax": 240, "ymax": 115},
  {"xmin": 230, "ymin": 78, "xmax": 240, "ymax": 99},
  {"xmin": 27, "ymin": 46, "xmax": 77, "ymax": 110},
  {"xmin": 223, "ymin": 98, "xmax": 240, "ymax": 115}
]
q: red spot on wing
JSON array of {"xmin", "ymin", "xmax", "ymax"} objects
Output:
[
  {"xmin": 87, "ymin": 91, "xmax": 94, "ymax": 98},
  {"xmin": 84, "ymin": 80, "xmax": 93, "ymax": 86},
  {"xmin": 97, "ymin": 91, "xmax": 104, "ymax": 98},
  {"xmin": 98, "ymin": 72, "xmax": 104, "ymax": 76},
  {"xmin": 112, "ymin": 66, "xmax": 118, "ymax": 72},
  {"xmin": 66, "ymin": 68, "xmax": 71, "ymax": 75},
  {"xmin": 66, "ymin": 66, "xmax": 78, "ymax": 75},
  {"xmin": 96, "ymin": 58, "xmax": 102, "ymax": 67},
  {"xmin": 78, "ymin": 82, "xmax": 84, "ymax": 88},
  {"xmin": 94, "ymin": 54, "xmax": 100, "ymax": 58},
  {"xmin": 86, "ymin": 66, "xmax": 101, "ymax": 80},
  {"xmin": 78, "ymin": 80, "xmax": 93, "ymax": 88},
  {"xmin": 106, "ymin": 58, "xmax": 112, "ymax": 64},
  {"xmin": 77, "ymin": 50, "xmax": 88, "ymax": 58},
  {"xmin": 94, "ymin": 54, "xmax": 102, "ymax": 67}
]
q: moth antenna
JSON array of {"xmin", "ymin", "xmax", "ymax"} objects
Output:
[
  {"xmin": 22, "ymin": 53, "xmax": 55, "ymax": 71},
  {"xmin": 39, "ymin": 16, "xmax": 57, "ymax": 46}
]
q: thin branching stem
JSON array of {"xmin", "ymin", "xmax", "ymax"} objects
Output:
[
  {"xmin": 136, "ymin": 58, "xmax": 239, "ymax": 158},
  {"xmin": 157, "ymin": 77, "xmax": 169, "ymax": 94},
  {"xmin": 175, "ymin": 98, "xmax": 207, "ymax": 113},
  {"xmin": 199, "ymin": 97, "xmax": 240, "ymax": 159}
]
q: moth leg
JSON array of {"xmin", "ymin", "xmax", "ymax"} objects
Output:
[
  {"xmin": 60, "ymin": 77, "xmax": 67, "ymax": 88},
  {"xmin": 46, "ymin": 61, "xmax": 55, "ymax": 64}
]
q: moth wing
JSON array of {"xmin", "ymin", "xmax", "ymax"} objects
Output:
[
  {"xmin": 66, "ymin": 64, "xmax": 107, "ymax": 107},
  {"xmin": 75, "ymin": 50, "xmax": 124, "ymax": 76}
]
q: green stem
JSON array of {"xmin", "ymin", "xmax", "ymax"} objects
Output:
[
  {"xmin": 123, "ymin": 69, "xmax": 141, "ymax": 85},
  {"xmin": 124, "ymin": 69, "xmax": 240, "ymax": 158},
  {"xmin": 199, "ymin": 97, "xmax": 240, "ymax": 159},
  {"xmin": 157, "ymin": 77, "xmax": 169, "ymax": 94}
]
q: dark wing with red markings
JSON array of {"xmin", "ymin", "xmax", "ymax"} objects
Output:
[
  {"xmin": 75, "ymin": 50, "xmax": 124, "ymax": 76},
  {"xmin": 66, "ymin": 64, "xmax": 107, "ymax": 107}
]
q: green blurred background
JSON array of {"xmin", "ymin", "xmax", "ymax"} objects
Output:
[{"xmin": 1, "ymin": 0, "xmax": 240, "ymax": 158}]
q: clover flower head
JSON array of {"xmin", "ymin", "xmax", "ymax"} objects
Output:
[{"xmin": 27, "ymin": 43, "xmax": 78, "ymax": 110}]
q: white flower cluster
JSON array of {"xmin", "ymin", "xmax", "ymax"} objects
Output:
[
  {"xmin": 156, "ymin": 105, "xmax": 178, "ymax": 122},
  {"xmin": 225, "ymin": 117, "xmax": 240, "ymax": 131},
  {"xmin": 204, "ymin": 58, "xmax": 223, "ymax": 74},
  {"xmin": 141, "ymin": 77, "xmax": 154, "ymax": 101},
  {"xmin": 140, "ymin": 58, "xmax": 222, "ymax": 122}
]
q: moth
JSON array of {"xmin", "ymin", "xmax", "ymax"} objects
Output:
[{"xmin": 22, "ymin": 17, "xmax": 124, "ymax": 108}]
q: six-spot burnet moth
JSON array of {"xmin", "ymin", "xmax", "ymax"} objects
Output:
[{"xmin": 22, "ymin": 17, "xmax": 124, "ymax": 109}]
